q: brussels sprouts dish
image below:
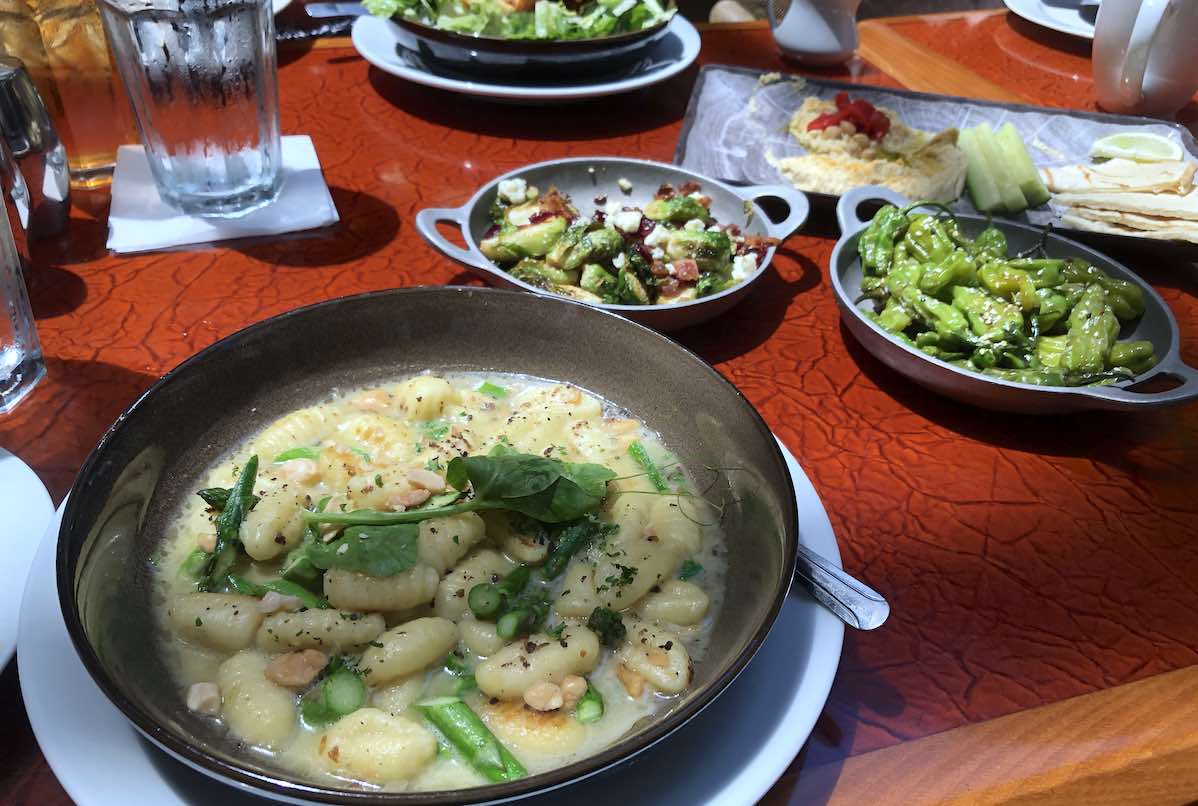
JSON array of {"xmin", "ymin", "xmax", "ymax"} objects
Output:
[{"xmin": 479, "ymin": 178, "xmax": 779, "ymax": 306}]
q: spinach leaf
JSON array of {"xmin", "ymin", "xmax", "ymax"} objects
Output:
[
  {"xmin": 306, "ymin": 522, "xmax": 420, "ymax": 577},
  {"xmin": 226, "ymin": 574, "xmax": 329, "ymax": 609},
  {"xmin": 307, "ymin": 448, "xmax": 615, "ymax": 529}
]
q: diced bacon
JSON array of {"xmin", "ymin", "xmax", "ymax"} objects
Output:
[
  {"xmin": 389, "ymin": 488, "xmax": 431, "ymax": 510},
  {"xmin": 678, "ymin": 180, "xmax": 701, "ymax": 196},
  {"xmin": 672, "ymin": 259, "xmax": 700, "ymax": 282}
]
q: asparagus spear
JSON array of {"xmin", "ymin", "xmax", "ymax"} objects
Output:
[
  {"xmin": 574, "ymin": 681, "xmax": 604, "ymax": 724},
  {"xmin": 628, "ymin": 440, "xmax": 668, "ymax": 493},
  {"xmin": 198, "ymin": 455, "xmax": 258, "ymax": 591},
  {"xmin": 416, "ymin": 696, "xmax": 526, "ymax": 782}
]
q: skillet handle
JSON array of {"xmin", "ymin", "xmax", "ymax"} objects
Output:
[
  {"xmin": 730, "ymin": 184, "xmax": 811, "ymax": 241},
  {"xmin": 836, "ymin": 185, "xmax": 911, "ymax": 235},
  {"xmin": 414, "ymin": 206, "xmax": 493, "ymax": 272},
  {"xmin": 1073, "ymin": 357, "xmax": 1198, "ymax": 410}
]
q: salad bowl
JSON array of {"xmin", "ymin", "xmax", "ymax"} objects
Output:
[
  {"xmin": 416, "ymin": 157, "xmax": 811, "ymax": 331},
  {"xmin": 57, "ymin": 287, "xmax": 800, "ymax": 804},
  {"xmin": 831, "ymin": 186, "xmax": 1198, "ymax": 413},
  {"xmin": 369, "ymin": 0, "xmax": 676, "ymax": 77}
]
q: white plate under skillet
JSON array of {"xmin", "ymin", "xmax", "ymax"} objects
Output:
[
  {"xmin": 19, "ymin": 438, "xmax": 843, "ymax": 806},
  {"xmin": 0, "ymin": 447, "xmax": 53, "ymax": 668},
  {"xmin": 1003, "ymin": 0, "xmax": 1097, "ymax": 39},
  {"xmin": 350, "ymin": 15, "xmax": 701, "ymax": 102}
]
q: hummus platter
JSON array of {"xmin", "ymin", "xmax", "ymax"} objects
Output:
[
  {"xmin": 676, "ymin": 66, "xmax": 1198, "ymax": 253},
  {"xmin": 774, "ymin": 93, "xmax": 967, "ymax": 203}
]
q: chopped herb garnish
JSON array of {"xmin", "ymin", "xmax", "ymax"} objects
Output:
[
  {"xmin": 678, "ymin": 559, "xmax": 703, "ymax": 580},
  {"xmin": 477, "ymin": 381, "xmax": 508, "ymax": 399},
  {"xmin": 273, "ymin": 446, "xmax": 320, "ymax": 463}
]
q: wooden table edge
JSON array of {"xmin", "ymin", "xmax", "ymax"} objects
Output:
[{"xmin": 787, "ymin": 665, "xmax": 1198, "ymax": 806}]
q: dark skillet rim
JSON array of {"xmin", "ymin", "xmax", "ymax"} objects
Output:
[
  {"xmin": 393, "ymin": 13, "xmax": 671, "ymax": 52},
  {"xmin": 56, "ymin": 286, "xmax": 799, "ymax": 804}
]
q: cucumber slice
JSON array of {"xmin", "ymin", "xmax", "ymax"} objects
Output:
[
  {"xmin": 996, "ymin": 122, "xmax": 1050, "ymax": 207},
  {"xmin": 958, "ymin": 127, "xmax": 1002, "ymax": 214},
  {"xmin": 974, "ymin": 123, "xmax": 1028, "ymax": 213}
]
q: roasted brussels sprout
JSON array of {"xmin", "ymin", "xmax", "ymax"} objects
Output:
[{"xmin": 644, "ymin": 196, "xmax": 710, "ymax": 224}]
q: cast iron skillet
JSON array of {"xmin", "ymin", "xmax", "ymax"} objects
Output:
[
  {"xmin": 57, "ymin": 287, "xmax": 798, "ymax": 804},
  {"xmin": 390, "ymin": 14, "xmax": 672, "ymax": 78},
  {"xmin": 416, "ymin": 157, "xmax": 810, "ymax": 332},
  {"xmin": 831, "ymin": 186, "xmax": 1198, "ymax": 414}
]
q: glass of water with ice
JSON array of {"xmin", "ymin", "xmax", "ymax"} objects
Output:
[{"xmin": 97, "ymin": 0, "xmax": 282, "ymax": 217}]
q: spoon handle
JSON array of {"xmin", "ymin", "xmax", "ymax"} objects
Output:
[{"xmin": 794, "ymin": 546, "xmax": 890, "ymax": 630}]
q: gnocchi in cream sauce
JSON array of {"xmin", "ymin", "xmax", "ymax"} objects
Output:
[{"xmin": 154, "ymin": 374, "xmax": 725, "ymax": 791}]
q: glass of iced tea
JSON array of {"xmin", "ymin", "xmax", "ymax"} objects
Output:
[{"xmin": 0, "ymin": 0, "xmax": 137, "ymax": 188}]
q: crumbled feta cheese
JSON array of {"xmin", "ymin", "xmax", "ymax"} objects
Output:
[
  {"xmin": 604, "ymin": 199, "xmax": 621, "ymax": 216},
  {"xmin": 617, "ymin": 177, "xmax": 633, "ymax": 193},
  {"xmin": 644, "ymin": 225, "xmax": 670, "ymax": 247},
  {"xmin": 684, "ymin": 218, "xmax": 706, "ymax": 232},
  {"xmin": 651, "ymin": 247, "xmax": 665, "ymax": 260},
  {"xmin": 612, "ymin": 209, "xmax": 643, "ymax": 233},
  {"xmin": 731, "ymin": 253, "xmax": 758, "ymax": 281},
  {"xmin": 497, "ymin": 178, "xmax": 528, "ymax": 205},
  {"xmin": 508, "ymin": 206, "xmax": 533, "ymax": 227},
  {"xmin": 688, "ymin": 191, "xmax": 704, "ymax": 200},
  {"xmin": 612, "ymin": 252, "xmax": 627, "ymax": 269},
  {"xmin": 707, "ymin": 224, "xmax": 722, "ymax": 232}
]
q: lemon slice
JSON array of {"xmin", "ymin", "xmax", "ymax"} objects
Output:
[{"xmin": 1090, "ymin": 131, "xmax": 1183, "ymax": 162}]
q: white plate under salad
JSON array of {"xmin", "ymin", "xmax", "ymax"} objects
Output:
[
  {"xmin": 350, "ymin": 14, "xmax": 700, "ymax": 102},
  {"xmin": 19, "ymin": 437, "xmax": 842, "ymax": 805},
  {"xmin": 1003, "ymin": 0, "xmax": 1097, "ymax": 40}
]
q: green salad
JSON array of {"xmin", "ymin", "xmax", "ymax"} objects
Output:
[
  {"xmin": 857, "ymin": 202, "xmax": 1158, "ymax": 387},
  {"xmin": 479, "ymin": 177, "xmax": 778, "ymax": 306},
  {"xmin": 363, "ymin": 0, "xmax": 675, "ymax": 40}
]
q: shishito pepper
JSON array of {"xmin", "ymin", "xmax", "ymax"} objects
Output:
[
  {"xmin": 858, "ymin": 204, "xmax": 910, "ymax": 276},
  {"xmin": 919, "ymin": 249, "xmax": 977, "ymax": 297},
  {"xmin": 969, "ymin": 225, "xmax": 1008, "ymax": 262},
  {"xmin": 978, "ymin": 262, "xmax": 1039, "ymax": 312},
  {"xmin": 1061, "ymin": 285, "xmax": 1120, "ymax": 375},
  {"xmin": 951, "ymin": 285, "xmax": 1025, "ymax": 342},
  {"xmin": 905, "ymin": 214, "xmax": 955, "ymax": 263},
  {"xmin": 1108, "ymin": 340, "xmax": 1158, "ymax": 374},
  {"xmin": 1061, "ymin": 258, "xmax": 1145, "ymax": 321}
]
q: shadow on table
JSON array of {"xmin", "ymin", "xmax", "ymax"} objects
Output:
[
  {"xmin": 28, "ymin": 264, "xmax": 88, "ymax": 320},
  {"xmin": 233, "ymin": 186, "xmax": 401, "ymax": 268},
  {"xmin": 765, "ymin": 631, "xmax": 910, "ymax": 804},
  {"xmin": 365, "ymin": 63, "xmax": 696, "ymax": 141},
  {"xmin": 673, "ymin": 246, "xmax": 823, "ymax": 364},
  {"xmin": 837, "ymin": 321, "xmax": 1197, "ymax": 476},
  {"xmin": 2, "ymin": 357, "xmax": 157, "ymax": 501}
]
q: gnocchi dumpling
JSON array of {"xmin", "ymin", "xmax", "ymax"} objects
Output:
[
  {"xmin": 360, "ymin": 617, "xmax": 459, "ymax": 687},
  {"xmin": 418, "ymin": 513, "xmax": 487, "ymax": 575},
  {"xmin": 618, "ymin": 619, "xmax": 692, "ymax": 694},
  {"xmin": 637, "ymin": 579, "xmax": 710, "ymax": 626},
  {"xmin": 475, "ymin": 626, "xmax": 600, "ymax": 700},
  {"xmin": 396, "ymin": 376, "xmax": 460, "ymax": 421},
  {"xmin": 434, "ymin": 549, "xmax": 514, "ymax": 621},
  {"xmin": 479, "ymin": 699, "xmax": 585, "ymax": 757},
  {"xmin": 257, "ymin": 610, "xmax": 385, "ymax": 653},
  {"xmin": 325, "ymin": 566, "xmax": 440, "ymax": 613},
  {"xmin": 218, "ymin": 651, "xmax": 297, "ymax": 748},
  {"xmin": 168, "ymin": 594, "xmax": 263, "ymax": 652},
  {"xmin": 318, "ymin": 708, "xmax": 437, "ymax": 782}
]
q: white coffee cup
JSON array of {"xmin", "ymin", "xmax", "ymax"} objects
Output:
[
  {"xmin": 1093, "ymin": 0, "xmax": 1198, "ymax": 116},
  {"xmin": 769, "ymin": 0, "xmax": 863, "ymax": 65}
]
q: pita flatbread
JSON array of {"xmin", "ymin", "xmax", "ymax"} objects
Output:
[
  {"xmin": 1052, "ymin": 186, "xmax": 1198, "ymax": 220},
  {"xmin": 1041, "ymin": 159, "xmax": 1196, "ymax": 194},
  {"xmin": 1060, "ymin": 210, "xmax": 1198, "ymax": 244}
]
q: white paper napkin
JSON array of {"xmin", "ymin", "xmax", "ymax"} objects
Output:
[{"xmin": 107, "ymin": 135, "xmax": 340, "ymax": 254}]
